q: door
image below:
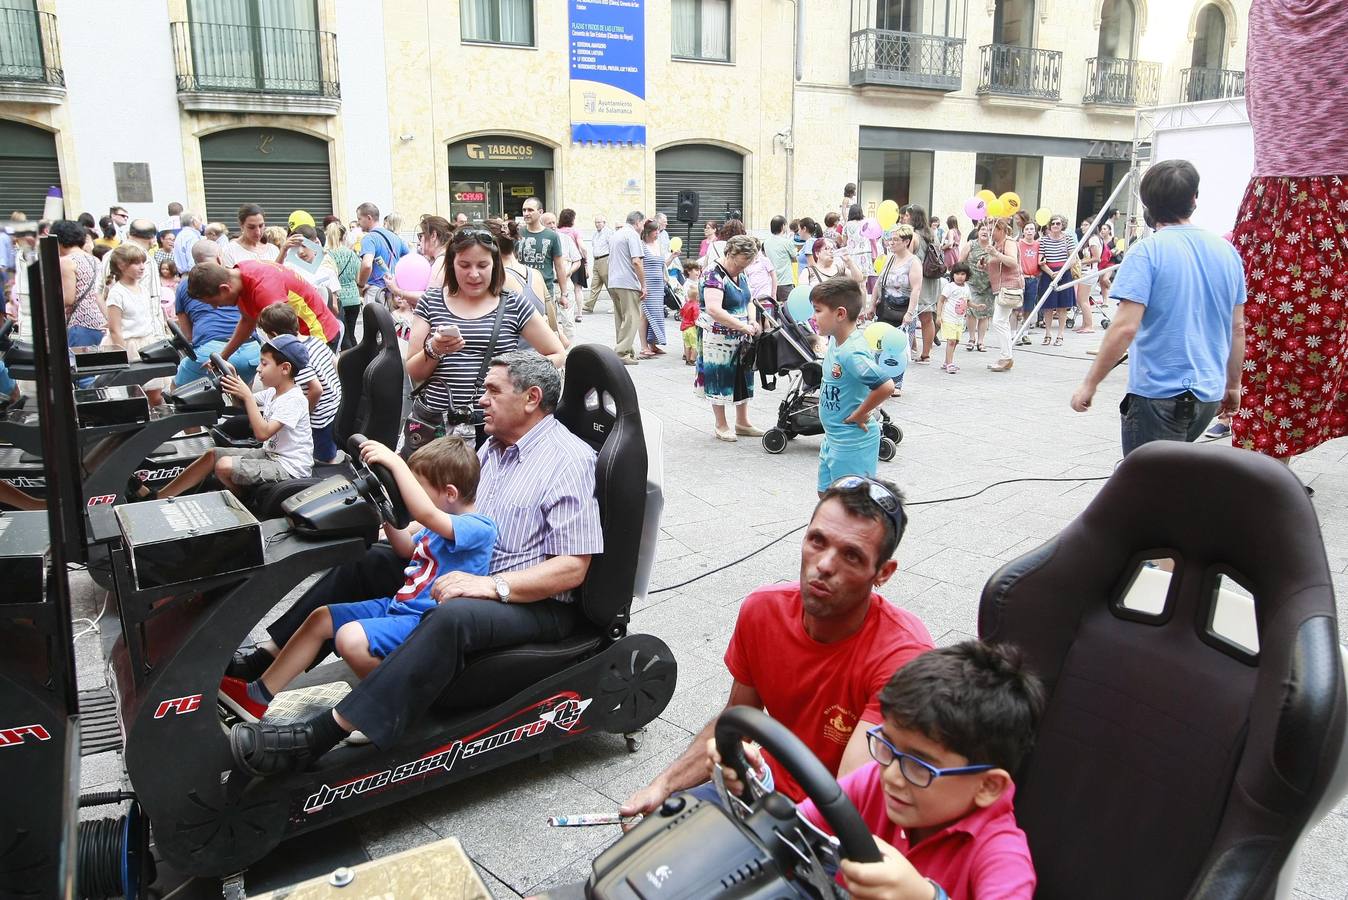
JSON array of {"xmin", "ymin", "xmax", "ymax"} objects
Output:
[
  {"xmin": 655, "ymin": 145, "xmax": 744, "ymax": 257},
  {"xmin": 199, "ymin": 127, "xmax": 332, "ymax": 225},
  {"xmin": 0, "ymin": 119, "xmax": 60, "ymax": 220}
]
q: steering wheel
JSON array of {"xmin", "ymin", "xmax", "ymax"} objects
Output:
[
  {"xmin": 166, "ymin": 320, "xmax": 195, "ymax": 357},
  {"xmin": 0, "ymin": 318, "xmax": 13, "ymax": 352},
  {"xmin": 346, "ymin": 433, "xmax": 411, "ymax": 529},
  {"xmin": 714, "ymin": 706, "xmax": 881, "ymax": 867}
]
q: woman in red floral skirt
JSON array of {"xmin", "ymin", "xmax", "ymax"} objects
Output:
[{"xmin": 1232, "ymin": 0, "xmax": 1348, "ymax": 462}]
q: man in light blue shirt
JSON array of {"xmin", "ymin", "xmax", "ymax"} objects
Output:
[
  {"xmin": 1070, "ymin": 160, "xmax": 1246, "ymax": 455},
  {"xmin": 172, "ymin": 211, "xmax": 202, "ymax": 274}
]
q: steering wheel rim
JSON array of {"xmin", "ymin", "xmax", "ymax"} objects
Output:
[
  {"xmin": 714, "ymin": 706, "xmax": 881, "ymax": 865},
  {"xmin": 166, "ymin": 320, "xmax": 194, "ymax": 357},
  {"xmin": 347, "ymin": 433, "xmax": 411, "ymax": 529},
  {"xmin": 0, "ymin": 318, "xmax": 13, "ymax": 351}
]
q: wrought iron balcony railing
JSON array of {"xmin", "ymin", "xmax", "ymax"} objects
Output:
[
  {"xmin": 170, "ymin": 20, "xmax": 339, "ymax": 97},
  {"xmin": 0, "ymin": 8, "xmax": 64, "ymax": 87},
  {"xmin": 977, "ymin": 43, "xmax": 1061, "ymax": 101},
  {"xmin": 1180, "ymin": 66, "xmax": 1245, "ymax": 102},
  {"xmin": 849, "ymin": 28, "xmax": 964, "ymax": 92},
  {"xmin": 1084, "ymin": 56, "xmax": 1160, "ymax": 107}
]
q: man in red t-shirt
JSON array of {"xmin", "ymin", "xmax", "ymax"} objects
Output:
[
  {"xmin": 187, "ymin": 260, "xmax": 341, "ymax": 362},
  {"xmin": 621, "ymin": 476, "xmax": 933, "ymax": 814}
]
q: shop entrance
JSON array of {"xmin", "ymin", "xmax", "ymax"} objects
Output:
[
  {"xmin": 1077, "ymin": 158, "xmax": 1129, "ymax": 226},
  {"xmin": 448, "ymin": 138, "xmax": 554, "ymax": 222}
]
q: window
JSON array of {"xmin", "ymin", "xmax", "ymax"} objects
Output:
[
  {"xmin": 1097, "ymin": 0, "xmax": 1135, "ymax": 59},
  {"xmin": 974, "ymin": 153, "xmax": 1041, "ymax": 211},
  {"xmin": 673, "ymin": 0, "xmax": 731, "ymax": 63},
  {"xmin": 1190, "ymin": 4, "xmax": 1225, "ymax": 69},
  {"xmin": 187, "ymin": 0, "xmax": 323, "ymax": 94},
  {"xmin": 461, "ymin": 0, "xmax": 534, "ymax": 47},
  {"xmin": 992, "ymin": 0, "xmax": 1034, "ymax": 47},
  {"xmin": 858, "ymin": 150, "xmax": 934, "ymax": 217},
  {"xmin": 871, "ymin": 0, "xmax": 960, "ymax": 36}
]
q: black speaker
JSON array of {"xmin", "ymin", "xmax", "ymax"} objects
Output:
[{"xmin": 676, "ymin": 190, "xmax": 700, "ymax": 224}]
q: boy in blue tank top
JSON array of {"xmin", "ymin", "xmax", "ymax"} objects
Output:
[{"xmin": 811, "ymin": 277, "xmax": 896, "ymax": 495}]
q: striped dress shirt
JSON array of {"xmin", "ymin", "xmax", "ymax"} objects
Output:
[{"xmin": 476, "ymin": 415, "xmax": 605, "ymax": 600}]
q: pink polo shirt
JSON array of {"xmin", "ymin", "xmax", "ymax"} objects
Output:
[{"xmin": 798, "ymin": 762, "xmax": 1035, "ymax": 900}]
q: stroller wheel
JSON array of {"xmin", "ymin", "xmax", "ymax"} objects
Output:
[
  {"xmin": 879, "ymin": 437, "xmax": 898, "ymax": 463},
  {"xmin": 882, "ymin": 422, "xmax": 901, "ymax": 444},
  {"xmin": 1101, "ymin": 317, "xmax": 1111, "ymax": 330},
  {"xmin": 762, "ymin": 428, "xmax": 789, "ymax": 454}
]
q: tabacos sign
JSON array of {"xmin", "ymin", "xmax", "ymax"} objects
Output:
[{"xmin": 465, "ymin": 142, "xmax": 535, "ymax": 161}]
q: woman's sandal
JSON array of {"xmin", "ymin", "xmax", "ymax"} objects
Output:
[
  {"xmin": 1054, "ymin": 337, "xmax": 1064, "ymax": 346},
  {"xmin": 1042, "ymin": 335, "xmax": 1052, "ymax": 345},
  {"xmin": 976, "ymin": 343, "xmax": 987, "ymax": 352}
]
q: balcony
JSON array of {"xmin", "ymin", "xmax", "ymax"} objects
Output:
[
  {"xmin": 0, "ymin": 8, "xmax": 65, "ymax": 104},
  {"xmin": 1084, "ymin": 56, "xmax": 1160, "ymax": 108},
  {"xmin": 849, "ymin": 29, "xmax": 964, "ymax": 92},
  {"xmin": 170, "ymin": 20, "xmax": 340, "ymax": 116},
  {"xmin": 1181, "ymin": 66, "xmax": 1245, "ymax": 102},
  {"xmin": 978, "ymin": 44, "xmax": 1062, "ymax": 104}
]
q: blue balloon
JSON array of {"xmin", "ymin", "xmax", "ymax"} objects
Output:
[
  {"xmin": 786, "ymin": 284, "xmax": 815, "ymax": 325},
  {"xmin": 875, "ymin": 324, "xmax": 909, "ymax": 381}
]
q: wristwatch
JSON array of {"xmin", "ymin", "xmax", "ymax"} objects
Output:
[{"xmin": 493, "ymin": 576, "xmax": 511, "ymax": 604}]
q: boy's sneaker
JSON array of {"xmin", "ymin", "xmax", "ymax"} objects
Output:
[
  {"xmin": 225, "ymin": 646, "xmax": 274, "ymax": 681},
  {"xmin": 1204, "ymin": 421, "xmax": 1232, "ymax": 439},
  {"xmin": 219, "ymin": 677, "xmax": 268, "ymax": 723}
]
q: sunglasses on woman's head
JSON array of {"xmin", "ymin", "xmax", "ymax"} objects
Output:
[{"xmin": 455, "ymin": 227, "xmax": 498, "ymax": 248}]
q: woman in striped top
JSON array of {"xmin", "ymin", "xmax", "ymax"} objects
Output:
[
  {"xmin": 407, "ymin": 227, "xmax": 564, "ymax": 424},
  {"xmin": 1036, "ymin": 215, "xmax": 1076, "ymax": 346}
]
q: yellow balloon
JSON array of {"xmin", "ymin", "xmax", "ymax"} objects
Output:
[
  {"xmin": 999, "ymin": 192, "xmax": 1021, "ymax": 212},
  {"xmin": 669, "ymin": 236, "xmax": 683, "ymax": 252},
  {"xmin": 986, "ymin": 198, "xmax": 1009, "ymax": 218},
  {"xmin": 976, "ymin": 189, "xmax": 997, "ymax": 205},
  {"xmin": 877, "ymin": 207, "xmax": 899, "ymax": 231},
  {"xmin": 874, "ymin": 254, "xmax": 889, "ymax": 274},
  {"xmin": 1034, "ymin": 207, "xmax": 1052, "ymax": 227},
  {"xmin": 878, "ymin": 199, "xmax": 899, "ymax": 216},
  {"xmin": 864, "ymin": 321, "xmax": 895, "ymax": 352}
]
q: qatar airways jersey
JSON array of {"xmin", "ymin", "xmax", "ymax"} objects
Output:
[{"xmin": 387, "ymin": 513, "xmax": 498, "ymax": 615}]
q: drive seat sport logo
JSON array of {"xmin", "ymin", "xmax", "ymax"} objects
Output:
[
  {"xmin": 302, "ymin": 694, "xmax": 591, "ymax": 814},
  {"xmin": 0, "ymin": 724, "xmax": 52, "ymax": 747}
]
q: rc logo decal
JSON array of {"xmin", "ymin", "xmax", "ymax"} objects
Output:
[
  {"xmin": 153, "ymin": 694, "xmax": 202, "ymax": 719},
  {"xmin": 0, "ymin": 724, "xmax": 52, "ymax": 747}
]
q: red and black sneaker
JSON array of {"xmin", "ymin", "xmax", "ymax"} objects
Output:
[{"xmin": 218, "ymin": 677, "xmax": 267, "ymax": 723}]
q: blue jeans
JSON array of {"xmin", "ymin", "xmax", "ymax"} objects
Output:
[
  {"xmin": 67, "ymin": 325, "xmax": 106, "ymax": 388},
  {"xmin": 175, "ymin": 340, "xmax": 260, "ymax": 387},
  {"xmin": 313, "ymin": 421, "xmax": 337, "ymax": 462},
  {"xmin": 1120, "ymin": 392, "xmax": 1220, "ymax": 457}
]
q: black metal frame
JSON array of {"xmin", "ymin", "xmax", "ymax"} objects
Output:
[
  {"xmin": 170, "ymin": 19, "xmax": 340, "ymax": 98},
  {"xmin": 1180, "ymin": 66, "xmax": 1245, "ymax": 102},
  {"xmin": 977, "ymin": 43, "xmax": 1062, "ymax": 100},
  {"xmin": 0, "ymin": 8, "xmax": 64, "ymax": 87},
  {"xmin": 1084, "ymin": 56, "xmax": 1159, "ymax": 107},
  {"xmin": 0, "ymin": 237, "xmax": 82, "ymax": 899},
  {"xmin": 849, "ymin": 29, "xmax": 964, "ymax": 91}
]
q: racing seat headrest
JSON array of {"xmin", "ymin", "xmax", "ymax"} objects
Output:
[
  {"xmin": 979, "ymin": 442, "xmax": 1346, "ymax": 900},
  {"xmin": 333, "ymin": 303, "xmax": 404, "ymax": 450},
  {"xmin": 554, "ymin": 344, "xmax": 646, "ymax": 635}
]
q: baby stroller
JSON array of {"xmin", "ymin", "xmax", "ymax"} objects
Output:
[{"xmin": 753, "ymin": 300, "xmax": 902, "ymax": 459}]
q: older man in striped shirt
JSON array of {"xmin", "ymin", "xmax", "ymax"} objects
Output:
[{"xmin": 228, "ymin": 351, "xmax": 604, "ymax": 775}]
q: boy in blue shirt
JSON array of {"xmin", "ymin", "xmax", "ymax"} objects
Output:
[
  {"xmin": 812, "ymin": 277, "xmax": 896, "ymax": 496},
  {"xmin": 218, "ymin": 435, "xmax": 497, "ymax": 722}
]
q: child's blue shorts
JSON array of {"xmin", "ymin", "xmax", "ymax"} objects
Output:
[
  {"xmin": 327, "ymin": 598, "xmax": 429, "ymax": 659},
  {"xmin": 817, "ymin": 434, "xmax": 881, "ymax": 492}
]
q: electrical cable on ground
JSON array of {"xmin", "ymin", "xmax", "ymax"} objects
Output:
[{"xmin": 648, "ymin": 474, "xmax": 1111, "ymax": 595}]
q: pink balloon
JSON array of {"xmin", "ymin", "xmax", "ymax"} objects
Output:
[
  {"xmin": 861, "ymin": 218, "xmax": 882, "ymax": 240},
  {"xmin": 963, "ymin": 197, "xmax": 987, "ymax": 221},
  {"xmin": 395, "ymin": 253, "xmax": 432, "ymax": 293}
]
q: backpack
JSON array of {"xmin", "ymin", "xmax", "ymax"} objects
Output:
[{"xmin": 920, "ymin": 238, "xmax": 944, "ymax": 281}]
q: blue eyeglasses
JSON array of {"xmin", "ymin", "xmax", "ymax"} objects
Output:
[{"xmin": 866, "ymin": 726, "xmax": 994, "ymax": 789}]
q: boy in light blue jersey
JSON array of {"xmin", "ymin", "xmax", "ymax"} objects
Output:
[{"xmin": 811, "ymin": 277, "xmax": 896, "ymax": 495}]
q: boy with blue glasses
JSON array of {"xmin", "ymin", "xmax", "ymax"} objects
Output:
[{"xmin": 798, "ymin": 640, "xmax": 1045, "ymax": 899}]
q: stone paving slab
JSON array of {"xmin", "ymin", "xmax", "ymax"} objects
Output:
[{"xmin": 66, "ymin": 308, "xmax": 1348, "ymax": 898}]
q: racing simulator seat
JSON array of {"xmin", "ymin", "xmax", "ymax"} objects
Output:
[
  {"xmin": 103, "ymin": 343, "xmax": 676, "ymax": 883},
  {"xmin": 980, "ymin": 441, "xmax": 1347, "ymax": 900}
]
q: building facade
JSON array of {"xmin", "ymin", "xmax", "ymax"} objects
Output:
[{"xmin": 0, "ymin": 0, "xmax": 1248, "ymax": 246}]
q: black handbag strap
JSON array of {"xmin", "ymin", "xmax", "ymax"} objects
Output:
[{"xmin": 409, "ymin": 292, "xmax": 511, "ymax": 408}]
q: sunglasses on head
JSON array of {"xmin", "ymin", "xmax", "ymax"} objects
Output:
[
  {"xmin": 829, "ymin": 476, "xmax": 906, "ymax": 536},
  {"xmin": 455, "ymin": 226, "xmax": 498, "ymax": 248}
]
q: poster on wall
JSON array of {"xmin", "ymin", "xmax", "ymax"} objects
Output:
[{"xmin": 569, "ymin": 0, "xmax": 646, "ymax": 144}]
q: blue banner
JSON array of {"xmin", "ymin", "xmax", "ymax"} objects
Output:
[{"xmin": 569, "ymin": 0, "xmax": 646, "ymax": 145}]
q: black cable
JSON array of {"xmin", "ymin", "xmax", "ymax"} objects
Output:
[
  {"xmin": 79, "ymin": 790, "xmax": 136, "ymax": 808},
  {"xmin": 77, "ymin": 816, "xmax": 126, "ymax": 899},
  {"xmin": 648, "ymin": 475, "xmax": 1111, "ymax": 595}
]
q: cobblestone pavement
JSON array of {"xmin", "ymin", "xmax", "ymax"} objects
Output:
[{"xmin": 72, "ymin": 305, "xmax": 1348, "ymax": 899}]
